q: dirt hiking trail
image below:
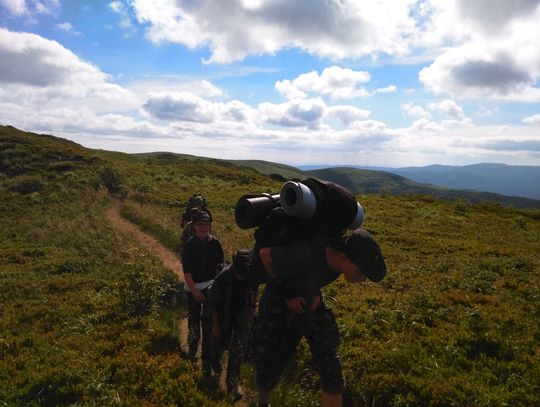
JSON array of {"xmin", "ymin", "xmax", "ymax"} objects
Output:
[{"xmin": 106, "ymin": 199, "xmax": 252, "ymax": 406}]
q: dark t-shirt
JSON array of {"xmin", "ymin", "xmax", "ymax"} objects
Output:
[
  {"xmin": 208, "ymin": 267, "xmax": 251, "ymax": 313},
  {"xmin": 181, "ymin": 235, "xmax": 224, "ymax": 284},
  {"xmin": 260, "ymin": 240, "xmax": 339, "ymax": 313}
]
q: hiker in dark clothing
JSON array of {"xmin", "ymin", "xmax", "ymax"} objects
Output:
[
  {"xmin": 179, "ymin": 194, "xmax": 209, "ymax": 257},
  {"xmin": 181, "ymin": 209, "xmax": 224, "ymax": 375},
  {"xmin": 252, "ymin": 229, "xmax": 387, "ymax": 407},
  {"xmin": 207, "ymin": 249, "xmax": 257, "ymax": 402}
]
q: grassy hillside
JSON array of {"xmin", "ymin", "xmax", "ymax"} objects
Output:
[
  {"xmin": 307, "ymin": 166, "xmax": 540, "ymax": 209},
  {"xmin": 1, "ymin": 125, "xmax": 540, "ymax": 406},
  {"xmin": 227, "ymin": 159, "xmax": 306, "ymax": 181}
]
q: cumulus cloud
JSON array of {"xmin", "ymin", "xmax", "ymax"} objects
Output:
[
  {"xmin": 259, "ymin": 98, "xmax": 326, "ymax": 128},
  {"xmin": 523, "ymin": 113, "xmax": 540, "ymax": 125},
  {"xmin": 142, "ymin": 91, "xmax": 217, "ymax": 123},
  {"xmin": 0, "ymin": 103, "xmax": 167, "ymax": 139},
  {"xmin": 402, "ymin": 103, "xmax": 431, "ymax": 119},
  {"xmin": 276, "ymin": 66, "xmax": 372, "ymax": 100},
  {"xmin": 428, "ymin": 99, "xmax": 465, "ymax": 119},
  {"xmin": 456, "ymin": 0, "xmax": 540, "ymax": 34},
  {"xmin": 131, "ymin": 0, "xmax": 417, "ymax": 64},
  {"xmin": 142, "ymin": 91, "xmax": 256, "ymax": 123},
  {"xmin": 0, "ymin": 28, "xmax": 136, "ymax": 109},
  {"xmin": 373, "ymin": 85, "xmax": 397, "ymax": 95},
  {"xmin": 325, "ymin": 105, "xmax": 371, "ymax": 126},
  {"xmin": 419, "ymin": 2, "xmax": 540, "ymax": 100}
]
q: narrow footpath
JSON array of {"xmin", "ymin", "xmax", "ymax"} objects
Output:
[{"xmin": 106, "ymin": 199, "xmax": 252, "ymax": 406}]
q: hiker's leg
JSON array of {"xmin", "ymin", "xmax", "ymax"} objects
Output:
[{"xmin": 186, "ymin": 291, "xmax": 202, "ymax": 361}]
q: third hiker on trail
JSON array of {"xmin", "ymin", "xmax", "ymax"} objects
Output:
[
  {"xmin": 207, "ymin": 249, "xmax": 258, "ymax": 402},
  {"xmin": 181, "ymin": 209, "xmax": 224, "ymax": 376}
]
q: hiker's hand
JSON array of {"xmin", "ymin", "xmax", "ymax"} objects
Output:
[
  {"xmin": 310, "ymin": 294, "xmax": 321, "ymax": 311},
  {"xmin": 192, "ymin": 290, "xmax": 205, "ymax": 304},
  {"xmin": 286, "ymin": 297, "xmax": 306, "ymax": 314}
]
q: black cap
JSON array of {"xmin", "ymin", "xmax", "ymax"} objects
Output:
[
  {"xmin": 232, "ymin": 249, "xmax": 252, "ymax": 277},
  {"xmin": 192, "ymin": 209, "xmax": 212, "ymax": 223},
  {"xmin": 345, "ymin": 228, "xmax": 386, "ymax": 282}
]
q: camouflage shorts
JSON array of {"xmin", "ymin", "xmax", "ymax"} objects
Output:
[{"xmin": 251, "ymin": 305, "xmax": 344, "ymax": 394}]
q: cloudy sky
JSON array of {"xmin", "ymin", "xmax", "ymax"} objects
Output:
[{"xmin": 1, "ymin": 0, "xmax": 540, "ymax": 167}]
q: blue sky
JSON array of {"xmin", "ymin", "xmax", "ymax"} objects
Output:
[{"xmin": 1, "ymin": 0, "xmax": 540, "ymax": 167}]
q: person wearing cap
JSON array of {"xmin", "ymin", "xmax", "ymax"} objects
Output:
[
  {"xmin": 181, "ymin": 209, "xmax": 224, "ymax": 375},
  {"xmin": 252, "ymin": 228, "xmax": 386, "ymax": 407},
  {"xmin": 179, "ymin": 195, "xmax": 209, "ymax": 257},
  {"xmin": 207, "ymin": 249, "xmax": 258, "ymax": 402}
]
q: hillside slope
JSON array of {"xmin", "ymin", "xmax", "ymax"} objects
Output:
[{"xmin": 2, "ymin": 125, "xmax": 540, "ymax": 406}]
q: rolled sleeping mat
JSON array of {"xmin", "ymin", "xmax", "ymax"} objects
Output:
[
  {"xmin": 234, "ymin": 193, "xmax": 280, "ymax": 229},
  {"xmin": 349, "ymin": 202, "xmax": 364, "ymax": 229},
  {"xmin": 279, "ymin": 181, "xmax": 318, "ymax": 219}
]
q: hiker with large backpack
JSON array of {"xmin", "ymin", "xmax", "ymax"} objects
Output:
[
  {"xmin": 207, "ymin": 249, "xmax": 258, "ymax": 402},
  {"xmin": 181, "ymin": 209, "xmax": 224, "ymax": 376},
  {"xmin": 234, "ymin": 178, "xmax": 387, "ymax": 407}
]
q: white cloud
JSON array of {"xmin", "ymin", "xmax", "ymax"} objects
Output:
[
  {"xmin": 131, "ymin": 0, "xmax": 417, "ymax": 64},
  {"xmin": 325, "ymin": 105, "xmax": 371, "ymax": 126},
  {"xmin": 402, "ymin": 103, "xmax": 431, "ymax": 119},
  {"xmin": 428, "ymin": 99, "xmax": 465, "ymax": 119},
  {"xmin": 523, "ymin": 113, "xmax": 540, "ymax": 125},
  {"xmin": 0, "ymin": 103, "xmax": 167, "ymax": 139},
  {"xmin": 142, "ymin": 91, "xmax": 217, "ymax": 123},
  {"xmin": 0, "ymin": 0, "xmax": 28, "ymax": 15},
  {"xmin": 55, "ymin": 22, "xmax": 81, "ymax": 35},
  {"xmin": 276, "ymin": 66, "xmax": 371, "ymax": 100},
  {"xmin": 56, "ymin": 22, "xmax": 73, "ymax": 31},
  {"xmin": 275, "ymin": 79, "xmax": 307, "ymax": 100},
  {"xmin": 0, "ymin": 0, "xmax": 59, "ymax": 16},
  {"xmin": 455, "ymin": 0, "xmax": 540, "ymax": 34},
  {"xmin": 109, "ymin": 1, "xmax": 136, "ymax": 35},
  {"xmin": 0, "ymin": 28, "xmax": 137, "ymax": 111},
  {"xmin": 373, "ymin": 85, "xmax": 397, "ymax": 95},
  {"xmin": 141, "ymin": 90, "xmax": 257, "ymax": 124},
  {"xmin": 259, "ymin": 98, "xmax": 326, "ymax": 129},
  {"xmin": 419, "ymin": 2, "xmax": 540, "ymax": 100},
  {"xmin": 476, "ymin": 106, "xmax": 497, "ymax": 117}
]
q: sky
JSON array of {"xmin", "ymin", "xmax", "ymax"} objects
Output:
[{"xmin": 1, "ymin": 0, "xmax": 540, "ymax": 167}]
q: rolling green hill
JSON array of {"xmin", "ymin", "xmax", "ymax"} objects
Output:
[{"xmin": 1, "ymin": 125, "xmax": 540, "ymax": 406}]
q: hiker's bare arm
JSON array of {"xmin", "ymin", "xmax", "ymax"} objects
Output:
[{"xmin": 259, "ymin": 247, "xmax": 277, "ymax": 278}]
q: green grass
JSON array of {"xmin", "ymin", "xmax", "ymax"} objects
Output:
[{"xmin": 1, "ymin": 125, "xmax": 539, "ymax": 406}]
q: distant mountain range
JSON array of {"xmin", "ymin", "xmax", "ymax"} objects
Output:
[
  {"xmin": 232, "ymin": 159, "xmax": 540, "ymax": 209},
  {"xmin": 298, "ymin": 163, "xmax": 540, "ymax": 201}
]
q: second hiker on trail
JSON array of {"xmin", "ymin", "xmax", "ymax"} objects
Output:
[{"xmin": 181, "ymin": 209, "xmax": 224, "ymax": 376}]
